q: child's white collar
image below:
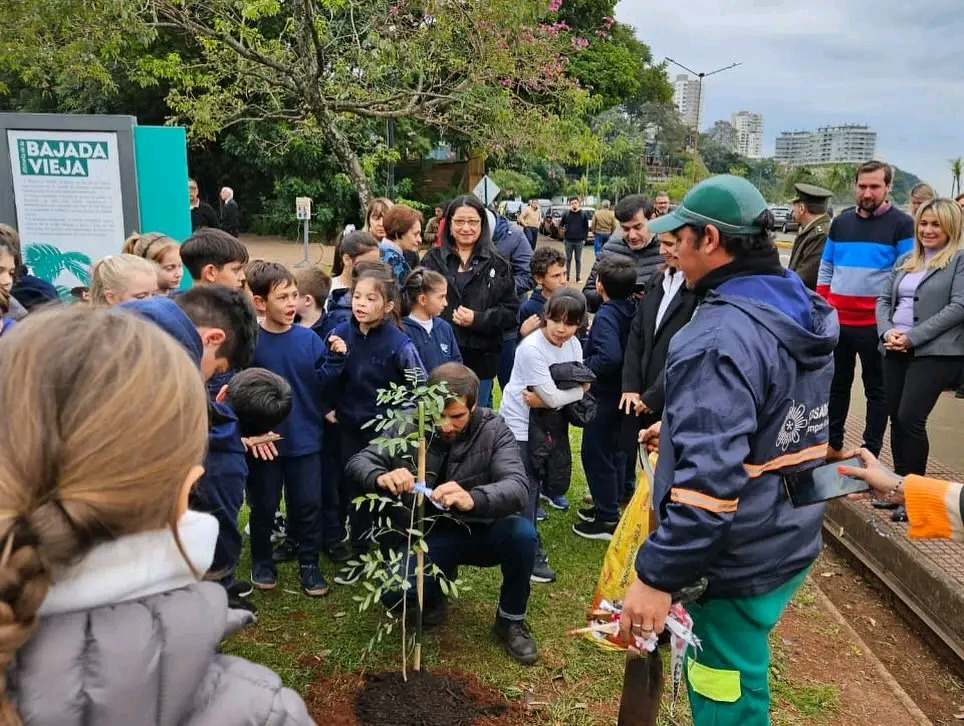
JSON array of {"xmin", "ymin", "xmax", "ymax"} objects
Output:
[{"xmin": 39, "ymin": 510, "xmax": 218, "ymax": 616}]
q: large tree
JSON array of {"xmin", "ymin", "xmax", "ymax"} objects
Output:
[{"xmin": 0, "ymin": 0, "xmax": 590, "ymax": 207}]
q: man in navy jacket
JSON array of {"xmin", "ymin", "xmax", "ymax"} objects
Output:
[{"xmin": 620, "ymin": 176, "xmax": 839, "ymax": 726}]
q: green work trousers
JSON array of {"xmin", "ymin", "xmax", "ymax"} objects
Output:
[{"xmin": 685, "ymin": 567, "xmax": 809, "ymax": 726}]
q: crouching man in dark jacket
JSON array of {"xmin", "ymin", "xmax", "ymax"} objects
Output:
[
  {"xmin": 619, "ymin": 176, "xmax": 839, "ymax": 726},
  {"xmin": 344, "ymin": 362, "xmax": 540, "ymax": 665}
]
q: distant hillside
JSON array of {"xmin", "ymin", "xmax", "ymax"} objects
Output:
[{"xmin": 890, "ymin": 166, "xmax": 924, "ymax": 206}]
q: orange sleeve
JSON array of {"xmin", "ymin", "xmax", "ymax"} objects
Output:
[{"xmin": 904, "ymin": 475, "xmax": 964, "ymax": 540}]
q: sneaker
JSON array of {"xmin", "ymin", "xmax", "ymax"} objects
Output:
[
  {"xmin": 577, "ymin": 506, "xmax": 597, "ymax": 522},
  {"xmin": 227, "ymin": 592, "xmax": 258, "ymax": 613},
  {"xmin": 227, "ymin": 580, "xmax": 254, "ymax": 599},
  {"xmin": 956, "ymin": 387, "xmax": 964, "ymax": 399},
  {"xmin": 493, "ymin": 617, "xmax": 539, "ymax": 665},
  {"xmin": 572, "ymin": 519, "xmax": 617, "ymax": 541},
  {"xmin": 333, "ymin": 563, "xmax": 363, "ymax": 586},
  {"xmin": 531, "ymin": 547, "xmax": 556, "ymax": 584},
  {"xmin": 325, "ymin": 540, "xmax": 354, "ymax": 564},
  {"xmin": 272, "ymin": 540, "xmax": 298, "ymax": 563},
  {"xmin": 535, "ymin": 505, "xmax": 548, "ymax": 522},
  {"xmin": 300, "ymin": 564, "xmax": 330, "ymax": 597},
  {"xmin": 546, "ymin": 494, "xmax": 569, "ymax": 511},
  {"xmin": 251, "ymin": 561, "xmax": 277, "ymax": 591},
  {"xmin": 891, "ymin": 505, "xmax": 909, "ymax": 523}
]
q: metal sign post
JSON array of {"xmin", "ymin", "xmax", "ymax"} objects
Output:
[{"xmin": 295, "ymin": 196, "xmax": 312, "ymax": 267}]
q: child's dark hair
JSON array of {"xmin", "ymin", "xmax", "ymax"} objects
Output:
[
  {"xmin": 247, "ymin": 261, "xmax": 296, "ymax": 299},
  {"xmin": 331, "ymin": 230, "xmax": 379, "ymax": 276},
  {"xmin": 351, "ymin": 259, "xmax": 402, "ymax": 328},
  {"xmin": 543, "ymin": 288, "xmax": 587, "ymax": 327},
  {"xmin": 596, "ymin": 256, "xmax": 636, "ymax": 300},
  {"xmin": 400, "ymin": 267, "xmax": 446, "ymax": 316},
  {"xmin": 531, "ymin": 247, "xmax": 566, "ymax": 279},
  {"xmin": 224, "ymin": 367, "xmax": 293, "ymax": 437},
  {"xmin": 180, "ymin": 229, "xmax": 249, "ymax": 280},
  {"xmin": 295, "ymin": 266, "xmax": 332, "ymax": 307},
  {"xmin": 175, "ymin": 285, "xmax": 258, "ymax": 369}
]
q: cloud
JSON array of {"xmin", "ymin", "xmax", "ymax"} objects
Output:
[{"xmin": 615, "ymin": 0, "xmax": 964, "ymax": 193}]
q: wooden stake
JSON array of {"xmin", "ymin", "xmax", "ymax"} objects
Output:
[{"xmin": 414, "ymin": 401, "xmax": 427, "ymax": 672}]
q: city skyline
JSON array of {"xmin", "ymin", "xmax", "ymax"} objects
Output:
[{"xmin": 616, "ymin": 1, "xmax": 963, "ymax": 194}]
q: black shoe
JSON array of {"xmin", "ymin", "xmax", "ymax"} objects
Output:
[
  {"xmin": 406, "ymin": 598, "xmax": 449, "ymax": 629},
  {"xmin": 325, "ymin": 540, "xmax": 354, "ymax": 564},
  {"xmin": 572, "ymin": 518, "xmax": 617, "ymax": 541},
  {"xmin": 531, "ymin": 547, "xmax": 556, "ymax": 583},
  {"xmin": 273, "ymin": 540, "xmax": 298, "ymax": 562},
  {"xmin": 493, "ymin": 617, "xmax": 539, "ymax": 665},
  {"xmin": 300, "ymin": 564, "xmax": 330, "ymax": 597},
  {"xmin": 227, "ymin": 580, "xmax": 254, "ymax": 599},
  {"xmin": 957, "ymin": 386, "xmax": 964, "ymax": 399},
  {"xmin": 891, "ymin": 506, "xmax": 909, "ymax": 523},
  {"xmin": 228, "ymin": 592, "xmax": 258, "ymax": 613},
  {"xmin": 333, "ymin": 563, "xmax": 363, "ymax": 586},
  {"xmin": 577, "ymin": 506, "xmax": 597, "ymax": 522}
]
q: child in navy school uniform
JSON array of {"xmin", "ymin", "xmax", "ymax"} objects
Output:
[
  {"xmin": 246, "ymin": 262, "xmax": 346, "ymax": 597},
  {"xmin": 401, "ymin": 267, "xmax": 463, "ymax": 374},
  {"xmin": 317, "ymin": 231, "xmax": 381, "ymax": 340},
  {"xmin": 295, "ymin": 266, "xmax": 332, "ymax": 336},
  {"xmin": 518, "ymin": 247, "xmax": 568, "ymax": 340},
  {"xmin": 573, "ymin": 256, "xmax": 637, "ymax": 540},
  {"xmin": 324, "ymin": 260, "xmax": 425, "ymax": 585}
]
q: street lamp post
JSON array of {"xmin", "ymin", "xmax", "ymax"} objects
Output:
[{"xmin": 665, "ymin": 57, "xmax": 741, "ymax": 183}]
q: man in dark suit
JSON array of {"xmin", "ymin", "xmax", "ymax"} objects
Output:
[
  {"xmin": 220, "ymin": 187, "xmax": 241, "ymax": 237},
  {"xmin": 619, "ymin": 232, "xmax": 698, "ymax": 433}
]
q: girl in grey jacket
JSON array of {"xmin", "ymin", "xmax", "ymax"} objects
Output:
[{"xmin": 0, "ymin": 306, "xmax": 313, "ymax": 726}]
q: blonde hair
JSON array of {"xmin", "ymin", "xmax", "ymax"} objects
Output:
[
  {"xmin": 123, "ymin": 231, "xmax": 179, "ymax": 264},
  {"xmin": 910, "ymin": 183, "xmax": 936, "ymax": 205},
  {"xmin": 0, "ymin": 306, "xmax": 207, "ymax": 723},
  {"xmin": 901, "ymin": 198, "xmax": 964, "ymax": 272},
  {"xmin": 89, "ymin": 254, "xmax": 158, "ymax": 305}
]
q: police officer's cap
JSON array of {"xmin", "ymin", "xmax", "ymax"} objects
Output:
[{"xmin": 791, "ymin": 183, "xmax": 833, "ymax": 204}]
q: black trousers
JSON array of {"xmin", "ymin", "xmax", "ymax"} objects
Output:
[
  {"xmin": 828, "ymin": 324, "xmax": 887, "ymax": 455},
  {"xmin": 883, "ymin": 351, "xmax": 963, "ymax": 475}
]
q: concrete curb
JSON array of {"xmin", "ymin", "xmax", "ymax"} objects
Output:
[{"xmin": 811, "ymin": 582, "xmax": 933, "ymax": 726}]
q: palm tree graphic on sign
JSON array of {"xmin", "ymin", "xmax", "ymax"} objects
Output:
[{"xmin": 24, "ymin": 243, "xmax": 91, "ymax": 300}]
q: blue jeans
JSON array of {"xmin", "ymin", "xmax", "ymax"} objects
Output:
[
  {"xmin": 523, "ymin": 226, "xmax": 539, "ymax": 250},
  {"xmin": 582, "ymin": 397, "xmax": 634, "ymax": 521},
  {"xmin": 247, "ymin": 453, "xmax": 323, "ymax": 567},
  {"xmin": 496, "ymin": 335, "xmax": 518, "ymax": 394},
  {"xmin": 383, "ymin": 515, "xmax": 537, "ymax": 619},
  {"xmin": 479, "ymin": 377, "xmax": 495, "ymax": 408},
  {"xmin": 593, "ymin": 233, "xmax": 611, "ymax": 257}
]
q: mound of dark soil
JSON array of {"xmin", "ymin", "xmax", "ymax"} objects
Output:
[{"xmin": 354, "ymin": 671, "xmax": 508, "ymax": 726}]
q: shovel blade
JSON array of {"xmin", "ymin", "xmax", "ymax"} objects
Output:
[{"xmin": 617, "ymin": 648, "xmax": 663, "ymax": 726}]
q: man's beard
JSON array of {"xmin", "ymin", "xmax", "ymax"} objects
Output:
[{"xmin": 858, "ymin": 198, "xmax": 882, "ymax": 213}]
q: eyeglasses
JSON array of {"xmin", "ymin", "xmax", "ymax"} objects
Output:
[{"xmin": 451, "ymin": 218, "xmax": 481, "ymax": 228}]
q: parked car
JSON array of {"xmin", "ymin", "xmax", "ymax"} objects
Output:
[
  {"xmin": 768, "ymin": 205, "xmax": 791, "ymax": 227},
  {"xmin": 781, "ymin": 215, "xmax": 800, "ymax": 233}
]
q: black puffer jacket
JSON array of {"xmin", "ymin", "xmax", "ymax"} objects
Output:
[
  {"xmin": 344, "ymin": 408, "xmax": 529, "ymax": 525},
  {"xmin": 583, "ymin": 234, "xmax": 664, "ymax": 312},
  {"xmin": 421, "ymin": 240, "xmax": 519, "ymax": 379}
]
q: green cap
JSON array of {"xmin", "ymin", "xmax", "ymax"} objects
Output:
[
  {"xmin": 648, "ymin": 174, "xmax": 769, "ymax": 236},
  {"xmin": 791, "ymin": 183, "xmax": 833, "ymax": 204}
]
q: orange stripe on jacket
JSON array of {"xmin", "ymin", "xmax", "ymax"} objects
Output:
[
  {"xmin": 904, "ymin": 475, "xmax": 964, "ymax": 541},
  {"xmin": 670, "ymin": 488, "xmax": 739, "ymax": 513},
  {"xmin": 743, "ymin": 445, "xmax": 828, "ymax": 479}
]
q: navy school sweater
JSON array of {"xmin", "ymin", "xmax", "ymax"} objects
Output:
[
  {"xmin": 402, "ymin": 316, "xmax": 463, "ymax": 374},
  {"xmin": 583, "ymin": 298, "xmax": 636, "ymax": 399},
  {"xmin": 317, "ymin": 287, "xmax": 352, "ymax": 341},
  {"xmin": 518, "ymin": 289, "xmax": 547, "ymax": 326},
  {"xmin": 326, "ymin": 318, "xmax": 426, "ymax": 429},
  {"xmin": 250, "ymin": 325, "xmax": 342, "ymax": 457}
]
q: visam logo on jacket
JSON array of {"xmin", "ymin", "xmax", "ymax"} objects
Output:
[{"xmin": 776, "ymin": 400, "xmax": 829, "ymax": 452}]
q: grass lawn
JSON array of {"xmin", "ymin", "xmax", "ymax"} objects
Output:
[{"xmin": 224, "ymin": 415, "xmax": 839, "ymax": 725}]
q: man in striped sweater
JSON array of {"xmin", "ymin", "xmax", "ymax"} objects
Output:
[{"xmin": 816, "ymin": 160, "xmax": 914, "ymax": 458}]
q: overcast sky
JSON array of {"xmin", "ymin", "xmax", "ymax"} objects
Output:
[{"xmin": 615, "ymin": 0, "xmax": 964, "ymax": 194}]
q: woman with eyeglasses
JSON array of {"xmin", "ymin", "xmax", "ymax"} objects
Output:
[{"xmin": 421, "ymin": 195, "xmax": 519, "ymax": 404}]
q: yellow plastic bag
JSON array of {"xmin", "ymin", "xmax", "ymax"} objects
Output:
[{"xmin": 584, "ymin": 449, "xmax": 658, "ymax": 651}]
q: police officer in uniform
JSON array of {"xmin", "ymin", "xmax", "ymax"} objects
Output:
[{"xmin": 787, "ymin": 183, "xmax": 833, "ymax": 290}]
